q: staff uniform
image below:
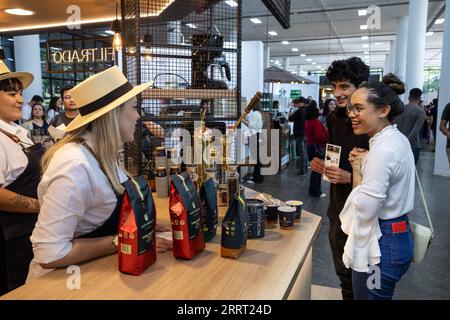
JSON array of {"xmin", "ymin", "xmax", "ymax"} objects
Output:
[
  {"xmin": 0, "ymin": 119, "xmax": 43, "ymax": 294},
  {"xmin": 28, "ymin": 132, "xmax": 128, "ymax": 281}
]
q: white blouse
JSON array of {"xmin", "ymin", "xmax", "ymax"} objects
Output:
[
  {"xmin": 28, "ymin": 132, "xmax": 128, "ymax": 280},
  {"xmin": 339, "ymin": 125, "xmax": 415, "ymax": 272},
  {"xmin": 0, "ymin": 119, "xmax": 34, "ymax": 187},
  {"xmin": 244, "ymin": 110, "xmax": 263, "ymax": 136}
]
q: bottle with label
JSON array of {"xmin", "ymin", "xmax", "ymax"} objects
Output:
[
  {"xmin": 221, "ymin": 185, "xmax": 247, "ymax": 259},
  {"xmin": 226, "ymin": 164, "xmax": 239, "ymax": 208}
]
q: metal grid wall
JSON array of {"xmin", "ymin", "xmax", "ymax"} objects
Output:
[{"xmin": 122, "ymin": 0, "xmax": 241, "ymax": 176}]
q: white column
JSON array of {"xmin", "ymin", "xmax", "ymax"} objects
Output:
[
  {"xmin": 434, "ymin": 0, "xmax": 450, "ymax": 177},
  {"xmin": 405, "ymin": 0, "xmax": 429, "ymax": 91},
  {"xmin": 386, "ymin": 40, "xmax": 396, "ymax": 74},
  {"xmin": 296, "ymin": 65, "xmax": 302, "ymax": 76},
  {"xmin": 283, "ymin": 57, "xmax": 290, "ymax": 71},
  {"xmin": 395, "ymin": 16, "xmax": 408, "ymax": 81},
  {"xmin": 265, "ymin": 45, "xmax": 271, "ymax": 68},
  {"xmin": 242, "ymin": 41, "xmax": 264, "ymax": 101},
  {"xmin": 13, "ymin": 35, "xmax": 43, "ymax": 102}
]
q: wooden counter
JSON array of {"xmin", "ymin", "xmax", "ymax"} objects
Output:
[{"xmin": 1, "ymin": 188, "xmax": 321, "ymax": 300}]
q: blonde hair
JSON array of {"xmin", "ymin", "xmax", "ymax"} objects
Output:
[{"xmin": 42, "ymin": 107, "xmax": 125, "ymax": 194}]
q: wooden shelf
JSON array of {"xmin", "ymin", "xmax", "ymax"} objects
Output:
[{"xmin": 142, "ymin": 88, "xmax": 237, "ymax": 100}]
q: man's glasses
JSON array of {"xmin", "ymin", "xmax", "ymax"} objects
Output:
[{"xmin": 63, "ymin": 95, "xmax": 72, "ymax": 100}]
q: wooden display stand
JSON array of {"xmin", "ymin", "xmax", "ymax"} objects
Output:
[{"xmin": 0, "ymin": 188, "xmax": 321, "ymax": 300}]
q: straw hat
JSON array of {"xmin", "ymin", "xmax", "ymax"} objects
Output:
[
  {"xmin": 0, "ymin": 59, "xmax": 34, "ymax": 89},
  {"xmin": 65, "ymin": 66, "xmax": 152, "ymax": 132}
]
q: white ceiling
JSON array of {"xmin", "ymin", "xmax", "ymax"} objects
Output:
[
  {"xmin": 241, "ymin": 0, "xmax": 446, "ymax": 73},
  {"xmin": 0, "ymin": 0, "xmax": 446, "ymax": 73}
]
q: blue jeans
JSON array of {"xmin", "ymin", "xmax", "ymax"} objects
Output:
[
  {"xmin": 295, "ymin": 136, "xmax": 308, "ymax": 174},
  {"xmin": 412, "ymin": 147, "xmax": 420, "ymax": 164},
  {"xmin": 352, "ymin": 215, "xmax": 414, "ymax": 300}
]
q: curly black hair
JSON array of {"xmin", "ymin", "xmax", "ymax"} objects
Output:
[{"xmin": 326, "ymin": 57, "xmax": 370, "ymax": 87}]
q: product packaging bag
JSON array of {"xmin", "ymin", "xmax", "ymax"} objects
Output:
[
  {"xmin": 221, "ymin": 190, "xmax": 248, "ymax": 259},
  {"xmin": 169, "ymin": 172, "xmax": 205, "ymax": 259},
  {"xmin": 200, "ymin": 178, "xmax": 218, "ymax": 242},
  {"xmin": 118, "ymin": 176, "xmax": 157, "ymax": 275}
]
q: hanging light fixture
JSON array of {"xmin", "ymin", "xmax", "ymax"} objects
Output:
[{"xmin": 111, "ymin": 2, "xmax": 122, "ymax": 51}]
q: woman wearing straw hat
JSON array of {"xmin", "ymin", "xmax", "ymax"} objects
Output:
[
  {"xmin": 0, "ymin": 58, "xmax": 40, "ymax": 294},
  {"xmin": 28, "ymin": 66, "xmax": 172, "ymax": 280}
]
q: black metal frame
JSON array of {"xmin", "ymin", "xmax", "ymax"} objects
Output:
[
  {"xmin": 261, "ymin": 0, "xmax": 291, "ymax": 29},
  {"xmin": 121, "ymin": 0, "xmax": 241, "ymax": 176}
]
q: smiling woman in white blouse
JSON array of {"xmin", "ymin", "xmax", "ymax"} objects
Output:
[
  {"xmin": 340, "ymin": 73, "xmax": 415, "ymax": 300},
  {"xmin": 28, "ymin": 66, "xmax": 172, "ymax": 281}
]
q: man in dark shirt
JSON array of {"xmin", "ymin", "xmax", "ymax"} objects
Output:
[
  {"xmin": 288, "ymin": 96, "xmax": 308, "ymax": 175},
  {"xmin": 310, "ymin": 57, "xmax": 370, "ymax": 300},
  {"xmin": 394, "ymin": 88, "xmax": 426, "ymax": 163},
  {"xmin": 440, "ymin": 102, "xmax": 450, "ymax": 165},
  {"xmin": 50, "ymin": 86, "xmax": 78, "ymax": 128}
]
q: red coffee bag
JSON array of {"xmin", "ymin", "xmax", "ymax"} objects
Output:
[
  {"xmin": 169, "ymin": 172, "xmax": 205, "ymax": 259},
  {"xmin": 118, "ymin": 176, "xmax": 157, "ymax": 275}
]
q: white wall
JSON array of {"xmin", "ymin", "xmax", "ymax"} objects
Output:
[
  {"xmin": 242, "ymin": 41, "xmax": 264, "ymax": 102},
  {"xmin": 434, "ymin": 1, "xmax": 450, "ymax": 177}
]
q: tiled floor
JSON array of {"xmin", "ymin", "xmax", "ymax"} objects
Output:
[{"xmin": 244, "ymin": 149, "xmax": 450, "ymax": 300}]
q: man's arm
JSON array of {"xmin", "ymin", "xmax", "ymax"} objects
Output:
[{"xmin": 440, "ymin": 120, "xmax": 450, "ymax": 138}]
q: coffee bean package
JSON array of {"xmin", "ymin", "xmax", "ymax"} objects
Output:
[
  {"xmin": 200, "ymin": 178, "xmax": 218, "ymax": 242},
  {"xmin": 169, "ymin": 172, "xmax": 205, "ymax": 259},
  {"xmin": 118, "ymin": 176, "xmax": 157, "ymax": 276},
  {"xmin": 221, "ymin": 190, "xmax": 248, "ymax": 259}
]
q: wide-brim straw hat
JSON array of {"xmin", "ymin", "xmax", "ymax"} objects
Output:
[
  {"xmin": 0, "ymin": 59, "xmax": 34, "ymax": 89},
  {"xmin": 65, "ymin": 65, "xmax": 152, "ymax": 132}
]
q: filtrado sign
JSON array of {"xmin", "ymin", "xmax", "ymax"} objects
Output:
[
  {"xmin": 46, "ymin": 37, "xmax": 115, "ymax": 74},
  {"xmin": 50, "ymin": 47, "xmax": 115, "ymax": 64}
]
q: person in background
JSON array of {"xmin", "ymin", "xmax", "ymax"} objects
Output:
[
  {"xmin": 21, "ymin": 95, "xmax": 43, "ymax": 123},
  {"xmin": 305, "ymin": 103, "xmax": 328, "ymax": 198},
  {"xmin": 310, "ymin": 57, "xmax": 370, "ymax": 300},
  {"xmin": 28, "ymin": 66, "xmax": 172, "ymax": 281},
  {"xmin": 0, "ymin": 58, "xmax": 41, "ymax": 294},
  {"xmin": 393, "ymin": 88, "xmax": 426, "ymax": 164},
  {"xmin": 341, "ymin": 73, "xmax": 414, "ymax": 300},
  {"xmin": 242, "ymin": 102, "xmax": 264, "ymax": 184},
  {"xmin": 440, "ymin": 101, "xmax": 450, "ymax": 165},
  {"xmin": 319, "ymin": 99, "xmax": 337, "ymax": 128},
  {"xmin": 50, "ymin": 86, "xmax": 78, "ymax": 128},
  {"xmin": 22, "ymin": 103, "xmax": 50, "ymax": 140},
  {"xmin": 430, "ymin": 98, "xmax": 438, "ymax": 145},
  {"xmin": 46, "ymin": 96, "xmax": 61, "ymax": 123},
  {"xmin": 288, "ymin": 96, "xmax": 308, "ymax": 176}
]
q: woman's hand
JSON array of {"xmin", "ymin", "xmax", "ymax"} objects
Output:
[
  {"xmin": 349, "ymin": 148, "xmax": 368, "ymax": 188},
  {"xmin": 156, "ymin": 237, "xmax": 173, "ymax": 253},
  {"xmin": 348, "ymin": 148, "xmax": 368, "ymax": 171}
]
